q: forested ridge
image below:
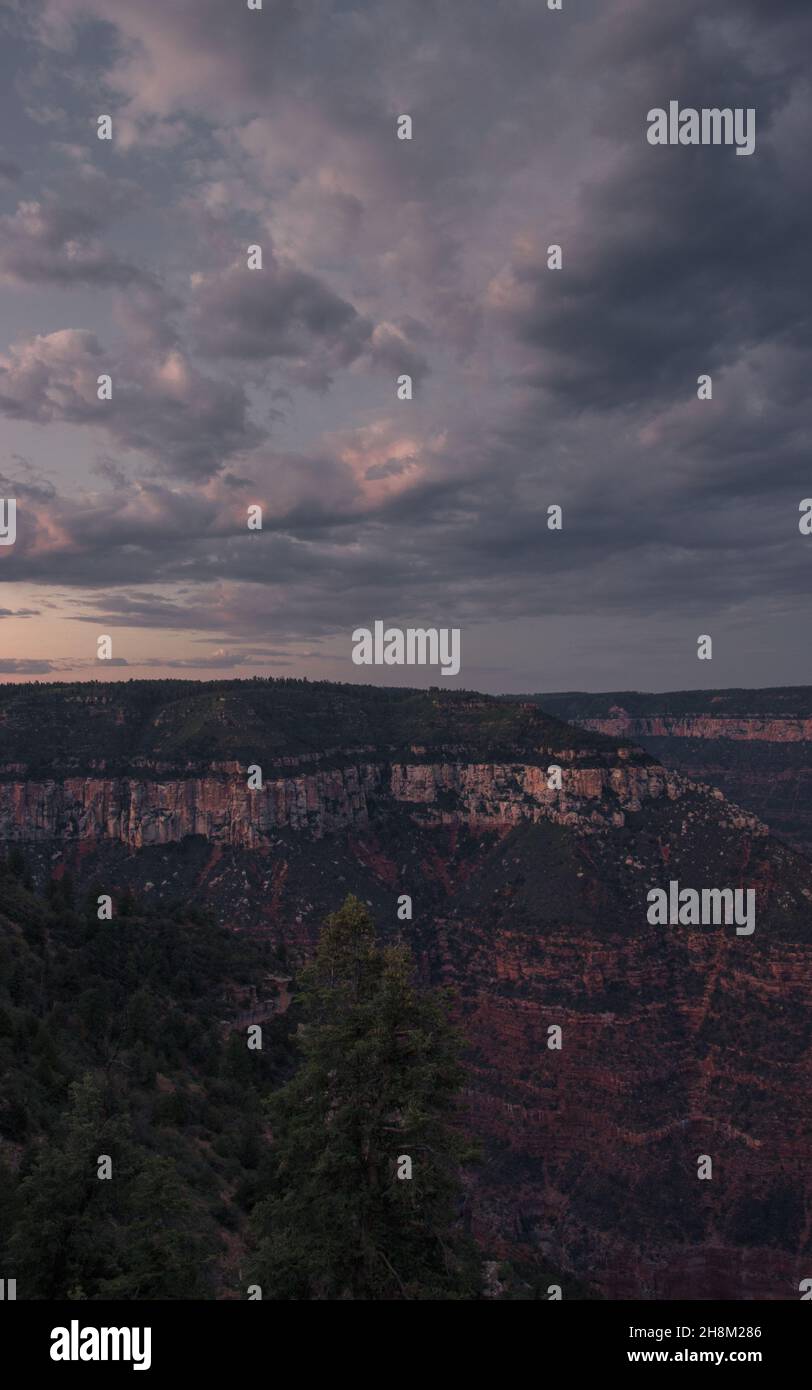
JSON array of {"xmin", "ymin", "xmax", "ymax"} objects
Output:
[
  {"xmin": 0, "ymin": 677, "xmax": 611, "ymax": 779},
  {"xmin": 0, "ymin": 854, "xmax": 290, "ymax": 1299}
]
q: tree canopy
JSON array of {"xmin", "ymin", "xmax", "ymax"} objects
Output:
[{"xmin": 250, "ymin": 894, "xmax": 480, "ymax": 1299}]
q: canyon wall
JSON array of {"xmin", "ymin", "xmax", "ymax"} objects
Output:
[
  {"xmin": 0, "ymin": 756, "xmax": 766, "ymax": 848},
  {"xmin": 576, "ymin": 714, "xmax": 812, "ymax": 743},
  {"xmin": 535, "ymin": 690, "xmax": 812, "ymax": 858}
]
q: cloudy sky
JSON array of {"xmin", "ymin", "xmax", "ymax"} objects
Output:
[{"xmin": 0, "ymin": 0, "xmax": 810, "ymax": 692}]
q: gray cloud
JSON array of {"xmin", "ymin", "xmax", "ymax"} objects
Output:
[
  {"xmin": 189, "ymin": 256, "xmax": 429, "ymax": 390},
  {"xmin": 189, "ymin": 257, "xmax": 372, "ymax": 383},
  {"xmin": 0, "ymin": 659, "xmax": 57, "ymax": 675},
  {"xmin": 0, "ymin": 197, "xmax": 147, "ymax": 288},
  {"xmin": 0, "ymin": 327, "xmax": 264, "ymax": 479},
  {"xmin": 0, "ymin": 0, "xmax": 810, "ymax": 687}
]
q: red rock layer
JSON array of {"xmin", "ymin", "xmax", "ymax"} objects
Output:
[
  {"xmin": 580, "ymin": 714, "xmax": 812, "ymax": 743},
  {"xmin": 0, "ymin": 757, "xmax": 765, "ymax": 846}
]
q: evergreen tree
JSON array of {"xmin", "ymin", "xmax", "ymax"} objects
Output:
[
  {"xmin": 98, "ymin": 1157, "xmax": 217, "ymax": 1300},
  {"xmin": 7, "ymin": 1074, "xmax": 132, "ymax": 1298},
  {"xmin": 250, "ymin": 895, "xmax": 479, "ymax": 1299},
  {"xmin": 0, "ymin": 873, "xmax": 288, "ymax": 1299}
]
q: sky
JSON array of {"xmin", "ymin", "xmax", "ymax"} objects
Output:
[{"xmin": 0, "ymin": 0, "xmax": 810, "ymax": 694}]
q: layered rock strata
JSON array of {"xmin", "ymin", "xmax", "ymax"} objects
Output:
[{"xmin": 0, "ymin": 757, "xmax": 764, "ymax": 846}]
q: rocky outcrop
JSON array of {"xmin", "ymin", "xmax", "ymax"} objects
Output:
[
  {"xmin": 535, "ymin": 693, "xmax": 812, "ymax": 858},
  {"xmin": 0, "ymin": 765, "xmax": 379, "ymax": 846},
  {"xmin": 0, "ymin": 757, "xmax": 766, "ymax": 847},
  {"xmin": 577, "ymin": 713, "xmax": 812, "ymax": 743}
]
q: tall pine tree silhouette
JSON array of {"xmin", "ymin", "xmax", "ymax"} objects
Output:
[{"xmin": 251, "ymin": 895, "xmax": 479, "ymax": 1299}]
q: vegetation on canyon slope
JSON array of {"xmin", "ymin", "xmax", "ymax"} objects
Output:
[
  {"xmin": 531, "ymin": 687, "xmax": 812, "ymax": 720},
  {"xmin": 0, "ymin": 852, "xmax": 287, "ymax": 1298},
  {"xmin": 1, "ymin": 860, "xmax": 539, "ymax": 1299},
  {"xmin": 0, "ymin": 677, "xmax": 615, "ymax": 778}
]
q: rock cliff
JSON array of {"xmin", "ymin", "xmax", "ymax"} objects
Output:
[
  {"xmin": 0, "ymin": 755, "xmax": 758, "ymax": 846},
  {"xmin": 535, "ymin": 689, "xmax": 812, "ymax": 857}
]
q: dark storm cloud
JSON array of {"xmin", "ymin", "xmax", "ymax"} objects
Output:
[
  {"xmin": 6, "ymin": 427, "xmax": 804, "ymax": 647},
  {"xmin": 489, "ymin": 26, "xmax": 812, "ymax": 410},
  {"xmin": 186, "ymin": 249, "xmax": 430, "ymax": 391},
  {"xmin": 187, "ymin": 256, "xmax": 430, "ymax": 390},
  {"xmin": 190, "ymin": 260, "xmax": 368, "ymax": 364},
  {"xmin": 1, "ymin": 0, "xmax": 811, "ymax": 685}
]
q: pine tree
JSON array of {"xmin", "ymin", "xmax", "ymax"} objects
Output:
[
  {"xmin": 7, "ymin": 1074, "xmax": 131, "ymax": 1298},
  {"xmin": 98, "ymin": 1157, "xmax": 217, "ymax": 1300},
  {"xmin": 250, "ymin": 895, "xmax": 479, "ymax": 1299}
]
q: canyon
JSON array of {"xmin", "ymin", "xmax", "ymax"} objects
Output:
[
  {"xmin": 535, "ymin": 688, "xmax": 812, "ymax": 858},
  {"xmin": 1, "ymin": 678, "xmax": 810, "ymax": 1300}
]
